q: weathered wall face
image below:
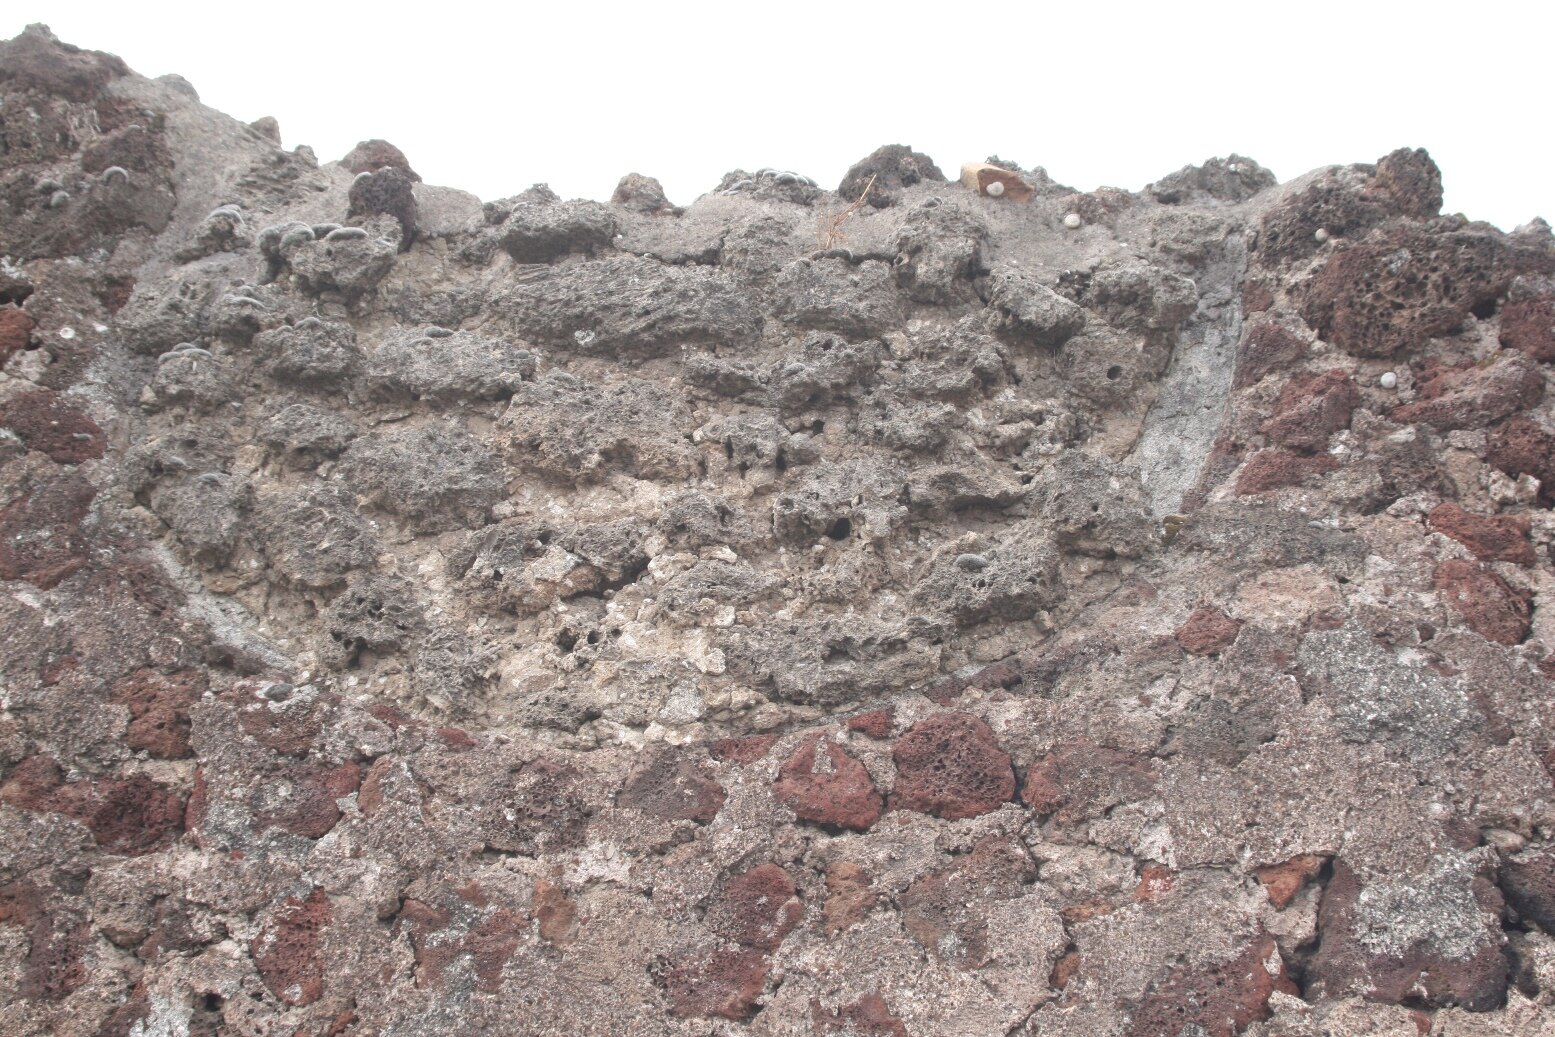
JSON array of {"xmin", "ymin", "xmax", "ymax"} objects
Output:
[{"xmin": 3, "ymin": 21, "xmax": 1555, "ymax": 1037}]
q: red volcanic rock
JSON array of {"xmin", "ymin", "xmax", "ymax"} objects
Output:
[
  {"xmin": 340, "ymin": 139, "xmax": 420, "ymax": 181},
  {"xmin": 0, "ymin": 879, "xmax": 91, "ymax": 1001},
  {"xmin": 1124, "ymin": 932, "xmax": 1296, "ymax": 1037},
  {"xmin": 1234, "ymin": 448, "xmax": 1337, "ymax": 495},
  {"xmin": 708, "ymin": 734, "xmax": 780, "ymax": 765},
  {"xmin": 773, "ymin": 736, "xmax": 882, "ymax": 831},
  {"xmin": 1365, "ymin": 147, "xmax": 1444, "ymax": 219},
  {"xmin": 1500, "ymin": 278, "xmax": 1555, "ymax": 362},
  {"xmin": 706, "ymin": 864, "xmax": 803, "ymax": 951},
  {"xmin": 235, "ymin": 690, "xmax": 327, "ymax": 755},
  {"xmin": 4, "ymin": 760, "xmax": 185, "ymax": 856},
  {"xmin": 533, "ymin": 879, "xmax": 578, "ymax": 946},
  {"xmin": 660, "ymin": 947, "xmax": 768, "ymax": 1020},
  {"xmin": 59, "ymin": 773, "xmax": 187, "ymax": 855},
  {"xmin": 254, "ymin": 888, "xmax": 331, "ymax": 1006},
  {"xmin": 1391, "ymin": 352, "xmax": 1544, "ymax": 431},
  {"xmin": 1175, "ymin": 606, "xmax": 1243, "ymax": 656},
  {"xmin": 0, "ymin": 467, "xmax": 96, "ymax": 589},
  {"xmin": 256, "ymin": 761, "xmax": 362, "ymax": 838},
  {"xmin": 823, "ymin": 861, "xmax": 876, "ymax": 935},
  {"xmin": 1486, "ymin": 416, "xmax": 1555, "ymax": 502},
  {"xmin": 1021, "ymin": 741, "xmax": 1158, "ymax": 825},
  {"xmin": 901, "ymin": 835, "xmax": 1033, "ymax": 967},
  {"xmin": 1255, "ymin": 854, "xmax": 1326, "ymax": 909},
  {"xmin": 892, "ymin": 712, "xmax": 1015, "ymax": 820},
  {"xmin": 0, "ymin": 307, "xmax": 34, "ymax": 365},
  {"xmin": 1434, "ymin": 560, "xmax": 1531, "ymax": 645},
  {"xmin": 401, "ymin": 889, "xmax": 526, "ymax": 993},
  {"xmin": 110, "ymin": 668, "xmax": 206, "ymax": 758},
  {"xmin": 811, "ymin": 993, "xmax": 912, "ymax": 1036},
  {"xmin": 617, "ymin": 745, "xmax": 726, "ymax": 823},
  {"xmin": 1234, "ymin": 317, "xmax": 1308, "ymax": 389},
  {"xmin": 847, "ymin": 707, "xmax": 895, "ymax": 738},
  {"xmin": 1308, "ymin": 859, "xmax": 1508, "ymax": 1010},
  {"xmin": 1427, "ymin": 502, "xmax": 1535, "ymax": 564},
  {"xmin": 1263, "ymin": 369, "xmax": 1359, "ymax": 452},
  {"xmin": 1301, "ymin": 225, "xmax": 1553, "ymax": 358},
  {"xmin": 357, "ymin": 756, "xmax": 393, "ymax": 818}
]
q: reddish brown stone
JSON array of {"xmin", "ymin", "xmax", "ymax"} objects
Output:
[
  {"xmin": 1234, "ymin": 448, "xmax": 1337, "ymax": 495},
  {"xmin": 0, "ymin": 753, "xmax": 65, "ymax": 810},
  {"xmin": 1500, "ymin": 281, "xmax": 1555, "ymax": 362},
  {"xmin": 1365, "ymin": 147, "xmax": 1444, "ymax": 219},
  {"xmin": 810, "ymin": 993, "xmax": 912, "ymax": 1036},
  {"xmin": 257, "ymin": 762, "xmax": 362, "ymax": 838},
  {"xmin": 0, "ymin": 878, "xmax": 91, "ymax": 1001},
  {"xmin": 1434, "ymin": 559, "xmax": 1531, "ymax": 645},
  {"xmin": 1255, "ymin": 854, "xmax": 1325, "ymax": 909},
  {"xmin": 340, "ymin": 139, "xmax": 420, "ymax": 181},
  {"xmin": 706, "ymin": 864, "xmax": 803, "ymax": 951},
  {"xmin": 110, "ymin": 667, "xmax": 206, "ymax": 758},
  {"xmin": 923, "ymin": 657, "xmax": 1024, "ymax": 706},
  {"xmin": 357, "ymin": 756, "xmax": 393, "ymax": 818},
  {"xmin": 1175, "ymin": 606, "xmax": 1243, "ymax": 656},
  {"xmin": 1309, "ymin": 859, "xmax": 1507, "ymax": 1010},
  {"xmin": 823, "ymin": 861, "xmax": 875, "ymax": 935},
  {"xmin": 1135, "ymin": 864, "xmax": 1175, "ymax": 902},
  {"xmin": 1234, "ymin": 317, "xmax": 1307, "ymax": 389},
  {"xmin": 0, "ymin": 467, "xmax": 96, "ymax": 588},
  {"xmin": 1263, "ymin": 369, "xmax": 1359, "ymax": 452},
  {"xmin": 1486, "ymin": 416, "xmax": 1555, "ymax": 504},
  {"xmin": 1301, "ymin": 225, "xmax": 1553, "ymax": 358},
  {"xmin": 773, "ymin": 736, "xmax": 883, "ymax": 832},
  {"xmin": 1051, "ymin": 950, "xmax": 1082, "ymax": 990},
  {"xmin": 436, "ymin": 726, "xmax": 478, "ymax": 750},
  {"xmin": 617, "ymin": 745, "xmax": 726, "ymax": 823},
  {"xmin": 847, "ymin": 708, "xmax": 895, "ymax": 738},
  {"xmin": 400, "ymin": 888, "xmax": 526, "ymax": 994},
  {"xmin": 1021, "ymin": 741, "xmax": 1158, "ymax": 826},
  {"xmin": 0, "ymin": 307, "xmax": 35, "ymax": 365},
  {"xmin": 236, "ymin": 693, "xmax": 327, "ymax": 755},
  {"xmin": 533, "ymin": 879, "xmax": 578, "ymax": 946},
  {"xmin": 254, "ymin": 888, "xmax": 331, "ymax": 1007},
  {"xmin": 1242, "ymin": 280, "xmax": 1275, "ymax": 314},
  {"xmin": 708, "ymin": 733, "xmax": 779, "ymax": 765},
  {"xmin": 660, "ymin": 947, "xmax": 768, "ymax": 1020},
  {"xmin": 1124, "ymin": 932, "xmax": 1296, "ymax": 1037},
  {"xmin": 901, "ymin": 836, "xmax": 1033, "ymax": 968},
  {"xmin": 891, "ymin": 712, "xmax": 1015, "ymax": 820},
  {"xmin": 1427, "ymin": 502, "xmax": 1535, "ymax": 564},
  {"xmin": 1391, "ymin": 352, "xmax": 1544, "ymax": 431}
]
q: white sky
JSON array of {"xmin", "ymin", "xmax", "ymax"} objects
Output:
[{"xmin": 10, "ymin": 3, "xmax": 1552, "ymax": 230}]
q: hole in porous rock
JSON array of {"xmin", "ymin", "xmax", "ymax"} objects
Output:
[
  {"xmin": 1106, "ymin": 365, "xmax": 1124, "ymax": 380},
  {"xmin": 1470, "ymin": 296, "xmax": 1499, "ymax": 320},
  {"xmin": 825, "ymin": 517, "xmax": 852, "ymax": 540},
  {"xmin": 555, "ymin": 630, "xmax": 578, "ymax": 653}
]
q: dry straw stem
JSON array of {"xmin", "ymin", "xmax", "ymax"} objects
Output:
[{"xmin": 818, "ymin": 173, "xmax": 877, "ymax": 250}]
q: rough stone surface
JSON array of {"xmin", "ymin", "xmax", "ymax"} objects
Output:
[{"xmin": 2, "ymin": 25, "xmax": 1555, "ymax": 1036}]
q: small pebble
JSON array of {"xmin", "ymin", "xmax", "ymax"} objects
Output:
[
  {"xmin": 1063, "ymin": 213, "xmax": 1082, "ymax": 229},
  {"xmin": 262, "ymin": 681, "xmax": 294, "ymax": 702},
  {"xmin": 954, "ymin": 553, "xmax": 990, "ymax": 572},
  {"xmin": 1379, "ymin": 371, "xmax": 1398, "ymax": 390}
]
